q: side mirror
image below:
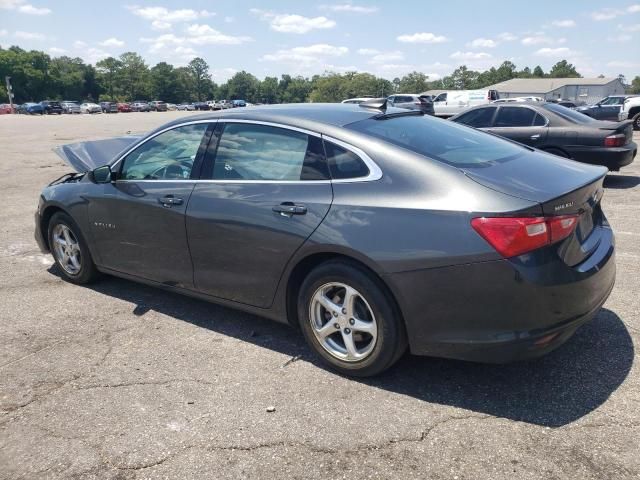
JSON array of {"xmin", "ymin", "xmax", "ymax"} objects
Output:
[{"xmin": 90, "ymin": 165, "xmax": 113, "ymax": 184}]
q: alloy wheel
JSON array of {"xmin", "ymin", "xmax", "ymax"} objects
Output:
[
  {"xmin": 309, "ymin": 282, "xmax": 378, "ymax": 362},
  {"xmin": 51, "ymin": 224, "xmax": 82, "ymax": 275}
]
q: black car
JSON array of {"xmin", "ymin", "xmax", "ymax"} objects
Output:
[
  {"xmin": 192, "ymin": 102, "xmax": 210, "ymax": 111},
  {"xmin": 575, "ymin": 95, "xmax": 638, "ymax": 121},
  {"xmin": 36, "ymin": 102, "xmax": 615, "ymax": 376},
  {"xmin": 100, "ymin": 102, "xmax": 118, "ymax": 113},
  {"xmin": 40, "ymin": 100, "xmax": 63, "ymax": 115},
  {"xmin": 451, "ymin": 102, "xmax": 637, "ymax": 170}
]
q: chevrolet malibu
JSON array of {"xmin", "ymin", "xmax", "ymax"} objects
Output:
[{"xmin": 35, "ymin": 102, "xmax": 616, "ymax": 376}]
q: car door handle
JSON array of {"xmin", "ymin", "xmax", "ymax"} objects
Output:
[
  {"xmin": 272, "ymin": 202, "xmax": 307, "ymax": 216},
  {"xmin": 158, "ymin": 195, "xmax": 183, "ymax": 207},
  {"xmin": 530, "ymin": 134, "xmax": 541, "ymax": 140}
]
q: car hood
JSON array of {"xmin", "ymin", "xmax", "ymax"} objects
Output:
[
  {"xmin": 460, "ymin": 149, "xmax": 607, "ymax": 204},
  {"xmin": 53, "ymin": 136, "xmax": 142, "ymax": 172}
]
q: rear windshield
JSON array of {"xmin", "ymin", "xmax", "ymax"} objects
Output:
[
  {"xmin": 543, "ymin": 103, "xmax": 595, "ymax": 124},
  {"xmin": 346, "ymin": 115, "xmax": 526, "ymax": 167}
]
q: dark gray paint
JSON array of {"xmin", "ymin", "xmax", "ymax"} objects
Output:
[{"xmin": 36, "ymin": 104, "xmax": 616, "ymax": 361}]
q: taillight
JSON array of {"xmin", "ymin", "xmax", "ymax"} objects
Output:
[
  {"xmin": 471, "ymin": 215, "xmax": 579, "ymax": 258},
  {"xmin": 604, "ymin": 133, "xmax": 626, "ymax": 147}
]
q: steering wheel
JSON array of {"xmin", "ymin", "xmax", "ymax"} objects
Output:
[{"xmin": 147, "ymin": 162, "xmax": 190, "ymax": 180}]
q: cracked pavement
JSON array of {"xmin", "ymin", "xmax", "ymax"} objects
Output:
[{"xmin": 0, "ymin": 113, "xmax": 638, "ymax": 479}]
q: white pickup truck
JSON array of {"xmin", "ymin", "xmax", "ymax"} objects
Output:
[
  {"xmin": 431, "ymin": 89, "xmax": 500, "ymax": 117},
  {"xmin": 619, "ymin": 96, "xmax": 640, "ymax": 130}
]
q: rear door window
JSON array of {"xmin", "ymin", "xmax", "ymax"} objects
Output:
[
  {"xmin": 494, "ymin": 107, "xmax": 537, "ymax": 127},
  {"xmin": 211, "ymin": 123, "xmax": 328, "ymax": 181},
  {"xmin": 454, "ymin": 107, "xmax": 496, "ymax": 128}
]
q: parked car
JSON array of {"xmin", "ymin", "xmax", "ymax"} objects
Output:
[
  {"xmin": 149, "ymin": 100, "xmax": 168, "ymax": 112},
  {"xmin": 218, "ymin": 100, "xmax": 234, "ymax": 109},
  {"xmin": 192, "ymin": 101, "xmax": 210, "ymax": 111},
  {"xmin": 40, "ymin": 100, "xmax": 63, "ymax": 115},
  {"xmin": 166, "ymin": 103, "xmax": 177, "ymax": 111},
  {"xmin": 547, "ymin": 98, "xmax": 579, "ymax": 108},
  {"xmin": 61, "ymin": 101, "xmax": 81, "ymax": 114},
  {"xmin": 206, "ymin": 100, "xmax": 220, "ymax": 110},
  {"xmin": 232, "ymin": 99, "xmax": 247, "ymax": 108},
  {"xmin": 117, "ymin": 102, "xmax": 132, "ymax": 113},
  {"xmin": 80, "ymin": 102, "xmax": 102, "ymax": 114},
  {"xmin": 37, "ymin": 102, "xmax": 616, "ymax": 376},
  {"xmin": 387, "ymin": 94, "xmax": 435, "ymax": 115},
  {"xmin": 0, "ymin": 103, "xmax": 14, "ymax": 114},
  {"xmin": 575, "ymin": 95, "xmax": 638, "ymax": 122},
  {"xmin": 432, "ymin": 89, "xmax": 500, "ymax": 117},
  {"xmin": 450, "ymin": 102, "xmax": 636, "ymax": 170},
  {"xmin": 99, "ymin": 101, "xmax": 118, "ymax": 113},
  {"xmin": 21, "ymin": 102, "xmax": 44, "ymax": 115},
  {"xmin": 619, "ymin": 96, "xmax": 640, "ymax": 130},
  {"xmin": 130, "ymin": 101, "xmax": 151, "ymax": 112},
  {"xmin": 176, "ymin": 103, "xmax": 195, "ymax": 111}
]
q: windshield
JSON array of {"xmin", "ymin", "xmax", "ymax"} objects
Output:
[
  {"xmin": 543, "ymin": 103, "xmax": 596, "ymax": 124},
  {"xmin": 346, "ymin": 114, "xmax": 526, "ymax": 168}
]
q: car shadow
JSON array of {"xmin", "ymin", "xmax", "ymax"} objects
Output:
[
  {"xmin": 49, "ymin": 268, "xmax": 634, "ymax": 428},
  {"xmin": 603, "ymin": 174, "xmax": 640, "ymax": 189}
]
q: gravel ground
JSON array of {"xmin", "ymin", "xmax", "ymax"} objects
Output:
[{"xmin": 0, "ymin": 112, "xmax": 638, "ymax": 480}]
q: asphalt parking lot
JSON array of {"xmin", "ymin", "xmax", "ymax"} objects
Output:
[{"xmin": 0, "ymin": 112, "xmax": 638, "ymax": 479}]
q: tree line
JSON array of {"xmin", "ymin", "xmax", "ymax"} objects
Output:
[{"xmin": 1, "ymin": 45, "xmax": 639, "ymax": 105}]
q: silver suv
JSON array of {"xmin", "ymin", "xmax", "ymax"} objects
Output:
[{"xmin": 387, "ymin": 94, "xmax": 435, "ymax": 115}]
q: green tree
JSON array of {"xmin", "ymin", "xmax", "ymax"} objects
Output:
[
  {"xmin": 629, "ymin": 76, "xmax": 640, "ymax": 94},
  {"xmin": 225, "ymin": 70, "xmax": 260, "ymax": 102},
  {"xmin": 188, "ymin": 57, "xmax": 211, "ymax": 101},
  {"xmin": 118, "ymin": 52, "xmax": 149, "ymax": 100},
  {"xmin": 260, "ymin": 76, "xmax": 279, "ymax": 103},
  {"xmin": 397, "ymin": 71, "xmax": 430, "ymax": 93},
  {"xmin": 150, "ymin": 62, "xmax": 177, "ymax": 102},
  {"xmin": 533, "ymin": 65, "xmax": 545, "ymax": 78},
  {"xmin": 96, "ymin": 57, "xmax": 123, "ymax": 100},
  {"xmin": 548, "ymin": 60, "xmax": 581, "ymax": 78},
  {"xmin": 449, "ymin": 65, "xmax": 479, "ymax": 89}
]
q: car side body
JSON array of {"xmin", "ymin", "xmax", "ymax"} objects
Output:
[
  {"xmin": 387, "ymin": 94, "xmax": 435, "ymax": 116},
  {"xmin": 40, "ymin": 100, "xmax": 63, "ymax": 115},
  {"xmin": 450, "ymin": 102, "xmax": 637, "ymax": 171},
  {"xmin": 35, "ymin": 104, "xmax": 616, "ymax": 373},
  {"xmin": 576, "ymin": 95, "xmax": 638, "ymax": 121}
]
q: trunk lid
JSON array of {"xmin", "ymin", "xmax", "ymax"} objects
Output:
[
  {"xmin": 593, "ymin": 119, "xmax": 634, "ymax": 144},
  {"xmin": 53, "ymin": 136, "xmax": 142, "ymax": 172},
  {"xmin": 462, "ymin": 149, "xmax": 608, "ymax": 266}
]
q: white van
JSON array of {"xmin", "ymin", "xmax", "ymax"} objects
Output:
[{"xmin": 432, "ymin": 89, "xmax": 500, "ymax": 117}]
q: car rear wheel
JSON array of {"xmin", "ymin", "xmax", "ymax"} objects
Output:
[
  {"xmin": 48, "ymin": 212, "xmax": 99, "ymax": 284},
  {"xmin": 298, "ymin": 261, "xmax": 407, "ymax": 376},
  {"xmin": 632, "ymin": 113, "xmax": 640, "ymax": 131}
]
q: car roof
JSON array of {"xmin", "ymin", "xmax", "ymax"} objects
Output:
[{"xmin": 160, "ymin": 103, "xmax": 401, "ymax": 130}]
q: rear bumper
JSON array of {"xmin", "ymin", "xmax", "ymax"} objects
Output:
[
  {"xmin": 566, "ymin": 142, "xmax": 636, "ymax": 170},
  {"xmin": 386, "ymin": 225, "xmax": 616, "ymax": 363}
]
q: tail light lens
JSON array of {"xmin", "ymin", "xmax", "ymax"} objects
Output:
[
  {"xmin": 471, "ymin": 215, "xmax": 579, "ymax": 258},
  {"xmin": 604, "ymin": 133, "xmax": 626, "ymax": 147}
]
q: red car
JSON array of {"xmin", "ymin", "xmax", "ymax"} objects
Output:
[
  {"xmin": 0, "ymin": 103, "xmax": 15, "ymax": 114},
  {"xmin": 117, "ymin": 102, "xmax": 131, "ymax": 113}
]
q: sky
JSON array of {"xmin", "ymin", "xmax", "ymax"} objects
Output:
[{"xmin": 1, "ymin": 0, "xmax": 639, "ymax": 83}]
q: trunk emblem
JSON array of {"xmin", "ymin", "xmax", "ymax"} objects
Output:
[{"xmin": 554, "ymin": 202, "xmax": 574, "ymax": 211}]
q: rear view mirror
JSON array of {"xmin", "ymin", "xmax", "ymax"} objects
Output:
[{"xmin": 91, "ymin": 165, "xmax": 113, "ymax": 184}]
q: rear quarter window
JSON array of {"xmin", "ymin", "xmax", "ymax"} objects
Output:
[{"xmin": 324, "ymin": 140, "xmax": 369, "ymax": 179}]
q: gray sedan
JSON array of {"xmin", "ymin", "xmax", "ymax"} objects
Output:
[{"xmin": 35, "ymin": 102, "xmax": 615, "ymax": 376}]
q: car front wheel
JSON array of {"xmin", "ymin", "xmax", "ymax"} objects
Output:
[
  {"xmin": 298, "ymin": 261, "xmax": 407, "ymax": 376},
  {"xmin": 48, "ymin": 212, "xmax": 99, "ymax": 284}
]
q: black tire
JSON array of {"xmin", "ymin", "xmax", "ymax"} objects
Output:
[
  {"xmin": 543, "ymin": 147, "xmax": 570, "ymax": 159},
  {"xmin": 47, "ymin": 212, "xmax": 99, "ymax": 284},
  {"xmin": 297, "ymin": 260, "xmax": 407, "ymax": 377},
  {"xmin": 633, "ymin": 113, "xmax": 640, "ymax": 131}
]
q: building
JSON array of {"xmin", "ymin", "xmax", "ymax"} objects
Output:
[{"xmin": 486, "ymin": 77, "xmax": 625, "ymax": 104}]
